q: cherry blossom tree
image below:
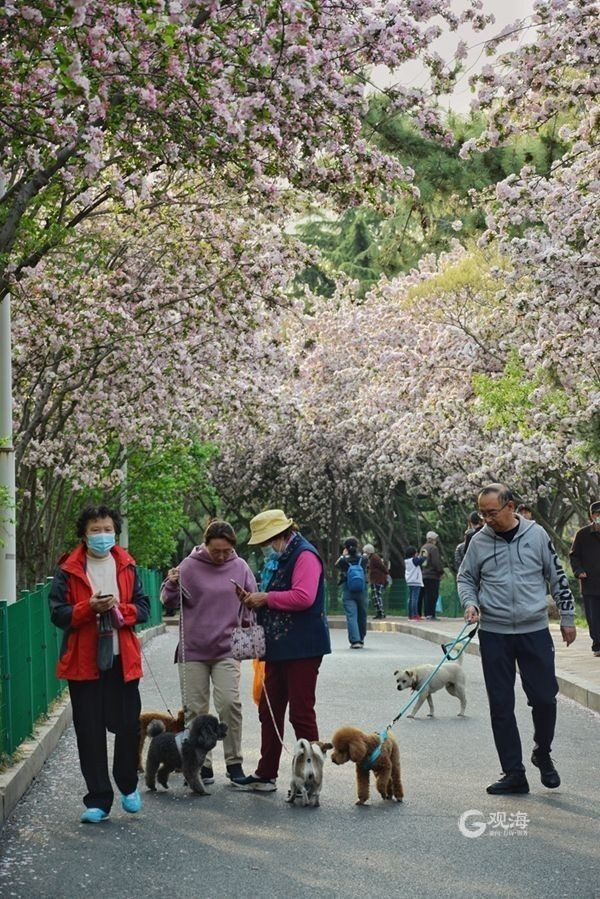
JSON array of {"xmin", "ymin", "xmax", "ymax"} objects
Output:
[
  {"xmin": 11, "ymin": 177, "xmax": 312, "ymax": 582},
  {"xmin": 8, "ymin": 0, "xmax": 598, "ymax": 584},
  {"xmin": 1, "ymin": 0, "xmax": 493, "ymax": 296},
  {"xmin": 210, "ymin": 231, "xmax": 597, "ymax": 559},
  {"xmin": 212, "ymin": 0, "xmax": 599, "ymax": 557}
]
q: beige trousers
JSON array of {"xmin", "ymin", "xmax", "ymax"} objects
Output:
[{"xmin": 178, "ymin": 658, "xmax": 243, "ymax": 767}]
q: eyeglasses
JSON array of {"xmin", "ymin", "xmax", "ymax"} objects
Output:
[{"xmin": 478, "ymin": 501, "xmax": 509, "ymax": 520}]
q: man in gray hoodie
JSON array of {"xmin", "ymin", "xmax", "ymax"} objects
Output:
[{"xmin": 458, "ymin": 484, "xmax": 576, "ymax": 795}]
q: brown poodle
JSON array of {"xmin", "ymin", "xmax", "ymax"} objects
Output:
[
  {"xmin": 138, "ymin": 709, "xmax": 185, "ymax": 772},
  {"xmin": 323, "ymin": 726, "xmax": 404, "ymax": 805}
]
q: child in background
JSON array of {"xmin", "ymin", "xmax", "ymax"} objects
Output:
[{"xmin": 404, "ymin": 546, "xmax": 425, "ymax": 620}]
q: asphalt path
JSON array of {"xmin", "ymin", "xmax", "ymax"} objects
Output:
[{"xmin": 1, "ymin": 628, "xmax": 599, "ymax": 899}]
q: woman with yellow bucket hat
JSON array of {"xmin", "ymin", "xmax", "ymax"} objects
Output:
[{"xmin": 231, "ymin": 509, "xmax": 331, "ymax": 791}]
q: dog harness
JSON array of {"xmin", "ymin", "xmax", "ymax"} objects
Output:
[
  {"xmin": 362, "ymin": 730, "xmax": 389, "ymax": 770},
  {"xmin": 175, "ymin": 727, "xmax": 190, "ymax": 759}
]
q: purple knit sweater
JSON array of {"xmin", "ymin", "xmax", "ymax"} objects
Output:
[{"xmin": 161, "ymin": 546, "xmax": 257, "ymax": 661}]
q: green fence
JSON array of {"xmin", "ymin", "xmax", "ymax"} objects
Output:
[
  {"xmin": 325, "ymin": 573, "xmax": 463, "ymax": 618},
  {"xmin": 0, "ymin": 567, "xmax": 162, "ymax": 759}
]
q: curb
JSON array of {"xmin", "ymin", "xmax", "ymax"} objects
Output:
[
  {"xmin": 0, "ymin": 622, "xmax": 166, "ymax": 829},
  {"xmin": 328, "ymin": 617, "xmax": 600, "ymax": 714}
]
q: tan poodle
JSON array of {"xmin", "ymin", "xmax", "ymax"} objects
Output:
[{"xmin": 323, "ymin": 726, "xmax": 404, "ymax": 805}]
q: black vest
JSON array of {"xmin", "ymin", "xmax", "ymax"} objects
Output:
[{"xmin": 258, "ymin": 534, "xmax": 331, "ymax": 662}]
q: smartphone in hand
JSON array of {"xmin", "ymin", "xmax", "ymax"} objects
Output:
[{"xmin": 230, "ymin": 578, "xmax": 246, "ymax": 593}]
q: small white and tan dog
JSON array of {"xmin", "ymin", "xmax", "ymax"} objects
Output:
[
  {"xmin": 394, "ymin": 655, "xmax": 467, "ymax": 718},
  {"xmin": 286, "ymin": 738, "xmax": 327, "ymax": 807}
]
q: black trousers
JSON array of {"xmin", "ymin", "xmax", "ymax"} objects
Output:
[
  {"xmin": 422, "ymin": 578, "xmax": 439, "ymax": 617},
  {"xmin": 583, "ymin": 595, "xmax": 600, "ymax": 652},
  {"xmin": 479, "ymin": 628, "xmax": 558, "ymax": 775},
  {"xmin": 69, "ymin": 657, "xmax": 141, "ymax": 812}
]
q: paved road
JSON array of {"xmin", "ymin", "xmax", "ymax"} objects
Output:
[{"xmin": 1, "ymin": 629, "xmax": 599, "ymax": 899}]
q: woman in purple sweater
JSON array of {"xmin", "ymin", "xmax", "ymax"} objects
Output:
[{"xmin": 161, "ymin": 520, "xmax": 257, "ymax": 783}]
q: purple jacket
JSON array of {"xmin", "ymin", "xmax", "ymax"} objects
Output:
[{"xmin": 161, "ymin": 546, "xmax": 257, "ymax": 661}]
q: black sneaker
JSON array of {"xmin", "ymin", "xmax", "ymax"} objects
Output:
[
  {"xmin": 200, "ymin": 766, "xmax": 215, "ymax": 785},
  {"xmin": 531, "ymin": 751, "xmax": 561, "ymax": 788},
  {"xmin": 226, "ymin": 763, "xmax": 245, "ymax": 781},
  {"xmin": 486, "ymin": 773, "xmax": 529, "ymax": 795},
  {"xmin": 230, "ymin": 775, "xmax": 276, "ymax": 792}
]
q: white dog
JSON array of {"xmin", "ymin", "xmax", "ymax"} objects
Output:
[
  {"xmin": 286, "ymin": 738, "xmax": 327, "ymax": 807},
  {"xmin": 394, "ymin": 655, "xmax": 467, "ymax": 718}
]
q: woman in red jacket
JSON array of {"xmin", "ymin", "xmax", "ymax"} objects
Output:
[{"xmin": 49, "ymin": 504, "xmax": 150, "ymax": 823}]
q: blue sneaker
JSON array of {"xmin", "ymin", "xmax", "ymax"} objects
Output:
[
  {"xmin": 121, "ymin": 789, "xmax": 142, "ymax": 813},
  {"xmin": 81, "ymin": 808, "xmax": 109, "ymax": 823}
]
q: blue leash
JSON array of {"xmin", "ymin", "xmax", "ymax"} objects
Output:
[{"xmin": 363, "ymin": 621, "xmax": 479, "ymax": 769}]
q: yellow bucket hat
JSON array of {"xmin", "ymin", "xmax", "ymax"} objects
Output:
[{"xmin": 248, "ymin": 509, "xmax": 294, "ymax": 545}]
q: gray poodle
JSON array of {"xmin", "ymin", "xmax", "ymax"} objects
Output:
[{"xmin": 145, "ymin": 714, "xmax": 227, "ymax": 794}]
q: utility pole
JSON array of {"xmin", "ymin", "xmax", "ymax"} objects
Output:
[
  {"xmin": 120, "ymin": 454, "xmax": 129, "ymax": 550},
  {"xmin": 0, "ymin": 294, "xmax": 16, "ymax": 603}
]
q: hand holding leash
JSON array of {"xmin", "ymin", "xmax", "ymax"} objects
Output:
[{"xmin": 561, "ymin": 626, "xmax": 576, "ymax": 646}]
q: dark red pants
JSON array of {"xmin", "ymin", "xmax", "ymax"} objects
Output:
[{"xmin": 256, "ymin": 656, "xmax": 322, "ymax": 779}]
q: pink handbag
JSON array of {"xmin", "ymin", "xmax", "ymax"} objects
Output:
[{"xmin": 230, "ymin": 604, "xmax": 266, "ymax": 660}]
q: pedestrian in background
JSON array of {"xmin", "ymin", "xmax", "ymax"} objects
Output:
[
  {"xmin": 420, "ymin": 531, "xmax": 444, "ymax": 620},
  {"xmin": 404, "ymin": 546, "xmax": 425, "ymax": 620},
  {"xmin": 336, "ymin": 537, "xmax": 368, "ymax": 647},
  {"xmin": 569, "ymin": 500, "xmax": 600, "ymax": 657},
  {"xmin": 454, "ymin": 511, "xmax": 483, "ymax": 569},
  {"xmin": 459, "ymin": 483, "xmax": 576, "ymax": 795},
  {"xmin": 49, "ymin": 504, "xmax": 150, "ymax": 823},
  {"xmin": 516, "ymin": 503, "xmax": 535, "ymax": 520},
  {"xmin": 363, "ymin": 542, "xmax": 388, "ymax": 620}
]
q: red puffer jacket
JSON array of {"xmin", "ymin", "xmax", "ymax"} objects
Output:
[{"xmin": 49, "ymin": 543, "xmax": 150, "ymax": 682}]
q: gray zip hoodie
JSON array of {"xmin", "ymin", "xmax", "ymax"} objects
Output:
[{"xmin": 457, "ymin": 516, "xmax": 575, "ymax": 634}]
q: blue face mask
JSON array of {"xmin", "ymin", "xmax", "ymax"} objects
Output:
[
  {"xmin": 270, "ymin": 539, "xmax": 289, "ymax": 560},
  {"xmin": 87, "ymin": 533, "xmax": 116, "ymax": 555},
  {"xmin": 261, "ymin": 546, "xmax": 280, "ymax": 562}
]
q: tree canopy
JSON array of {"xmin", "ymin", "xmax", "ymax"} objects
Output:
[{"xmin": 2, "ymin": 0, "xmax": 598, "ymax": 583}]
